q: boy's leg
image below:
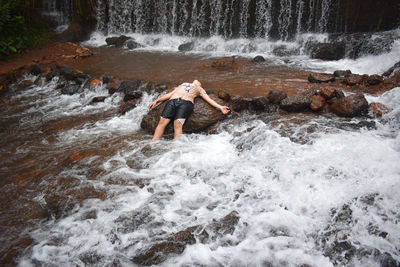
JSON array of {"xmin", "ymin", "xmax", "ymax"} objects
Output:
[
  {"xmin": 152, "ymin": 117, "xmax": 171, "ymax": 141},
  {"xmin": 173, "ymin": 120, "xmax": 183, "ymax": 140}
]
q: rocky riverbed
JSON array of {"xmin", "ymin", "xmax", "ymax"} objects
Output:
[{"xmin": 1, "ymin": 42, "xmax": 400, "ymax": 266}]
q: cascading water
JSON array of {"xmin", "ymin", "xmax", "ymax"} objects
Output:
[
  {"xmin": 1, "ymin": 71, "xmax": 399, "ymax": 266},
  {"xmin": 95, "ymin": 0, "xmax": 339, "ymax": 40}
]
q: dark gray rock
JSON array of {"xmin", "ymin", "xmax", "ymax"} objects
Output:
[
  {"xmin": 334, "ymin": 70, "xmax": 352, "ymax": 78},
  {"xmin": 311, "ymin": 42, "xmax": 346, "ymax": 61},
  {"xmin": 178, "ymin": 42, "xmax": 195, "ymax": 52},
  {"xmin": 106, "ymin": 35, "xmax": 131, "ymax": 48},
  {"xmin": 61, "ymin": 84, "xmax": 82, "ymax": 95},
  {"xmin": 126, "ymin": 39, "xmax": 141, "ymax": 49},
  {"xmin": 267, "ymin": 89, "xmax": 287, "ymax": 104},
  {"xmin": 117, "ymin": 79, "xmax": 142, "ymax": 94},
  {"xmin": 90, "ymin": 96, "xmax": 107, "ymax": 104},
  {"xmin": 252, "ymin": 55, "xmax": 265, "ymax": 63},
  {"xmin": 280, "ymin": 96, "xmax": 311, "ymax": 112}
]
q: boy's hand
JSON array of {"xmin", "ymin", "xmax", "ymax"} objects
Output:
[
  {"xmin": 219, "ymin": 106, "xmax": 230, "ymax": 114},
  {"xmin": 149, "ymin": 99, "xmax": 158, "ymax": 110}
]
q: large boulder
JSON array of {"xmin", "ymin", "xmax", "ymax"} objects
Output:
[
  {"xmin": 280, "ymin": 96, "xmax": 311, "ymax": 112},
  {"xmin": 141, "ymin": 95, "xmax": 227, "ymax": 134},
  {"xmin": 330, "ymin": 93, "xmax": 369, "ymax": 117},
  {"xmin": 311, "ymin": 42, "xmax": 346, "ymax": 61}
]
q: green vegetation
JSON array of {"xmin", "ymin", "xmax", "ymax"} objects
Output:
[{"xmin": 0, "ymin": 0, "xmax": 51, "ymax": 60}]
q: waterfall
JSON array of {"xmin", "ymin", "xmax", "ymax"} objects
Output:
[{"xmin": 94, "ymin": 0, "xmax": 342, "ymax": 40}]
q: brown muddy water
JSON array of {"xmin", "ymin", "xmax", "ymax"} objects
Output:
[{"xmin": 70, "ymin": 47, "xmax": 318, "ymax": 97}]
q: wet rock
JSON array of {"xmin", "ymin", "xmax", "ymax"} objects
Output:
[
  {"xmin": 247, "ymin": 97, "xmax": 270, "ymax": 112},
  {"xmin": 280, "ymin": 96, "xmax": 311, "ymax": 112},
  {"xmin": 125, "ymin": 39, "xmax": 141, "ymax": 49},
  {"xmin": 61, "ymin": 84, "xmax": 82, "ymax": 95},
  {"xmin": 117, "ymin": 79, "xmax": 141, "ymax": 94},
  {"xmin": 119, "ymin": 99, "xmax": 140, "ymax": 114},
  {"xmin": 106, "ymin": 35, "xmax": 131, "ymax": 48},
  {"xmin": 267, "ymin": 89, "xmax": 287, "ymax": 104},
  {"xmin": 382, "ymin": 61, "xmax": 400, "ymax": 77},
  {"xmin": 46, "ymin": 68, "xmax": 61, "ymax": 81},
  {"xmin": 75, "ymin": 46, "xmax": 93, "ymax": 58},
  {"xmin": 141, "ymin": 94, "xmax": 227, "ymax": 133},
  {"xmin": 311, "ymin": 42, "xmax": 346, "ymax": 60},
  {"xmin": 319, "ymin": 88, "xmax": 336, "ymax": 100},
  {"xmin": 217, "ymin": 89, "xmax": 231, "ymax": 101},
  {"xmin": 57, "ymin": 22, "xmax": 93, "ymax": 43},
  {"xmin": 102, "ymin": 76, "xmax": 113, "ymax": 84},
  {"xmin": 132, "ymin": 211, "xmax": 239, "ymax": 266},
  {"xmin": 231, "ymin": 96, "xmax": 248, "ymax": 112},
  {"xmin": 211, "ymin": 57, "xmax": 238, "ymax": 72},
  {"xmin": 90, "ymin": 96, "xmax": 107, "ymax": 104},
  {"xmin": 375, "ymin": 252, "xmax": 398, "ymax": 267},
  {"xmin": 17, "ymin": 80, "xmax": 34, "ymax": 90},
  {"xmin": 333, "ymin": 69, "xmax": 352, "ymax": 78},
  {"xmin": 74, "ymin": 73, "xmax": 91, "ymax": 85},
  {"xmin": 330, "ymin": 93, "xmax": 369, "ymax": 117},
  {"xmin": 367, "ymin": 74, "xmax": 383, "ymax": 85},
  {"xmin": 178, "ymin": 42, "xmax": 195, "ymax": 52},
  {"xmin": 123, "ymin": 91, "xmax": 143, "ymax": 102},
  {"xmin": 89, "ymin": 78, "xmax": 101, "ymax": 87},
  {"xmin": 272, "ymin": 45, "xmax": 299, "ymax": 57},
  {"xmin": 79, "ymin": 251, "xmax": 103, "ymax": 265},
  {"xmin": 310, "ymin": 95, "xmax": 326, "ymax": 111},
  {"xmin": 369, "ymin": 102, "xmax": 388, "ymax": 117},
  {"xmin": 344, "ymin": 74, "xmax": 364, "ymax": 86},
  {"xmin": 252, "ymin": 55, "xmax": 265, "ymax": 63},
  {"xmin": 308, "ymin": 73, "xmax": 335, "ymax": 83},
  {"xmin": 29, "ymin": 64, "xmax": 44, "ymax": 75}
]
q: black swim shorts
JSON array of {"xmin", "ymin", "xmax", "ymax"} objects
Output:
[{"xmin": 161, "ymin": 98, "xmax": 194, "ymax": 125}]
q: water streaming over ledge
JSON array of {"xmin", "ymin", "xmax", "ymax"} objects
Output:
[{"xmin": 0, "ymin": 72, "xmax": 399, "ymax": 266}]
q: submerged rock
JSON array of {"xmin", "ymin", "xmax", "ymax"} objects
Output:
[
  {"xmin": 141, "ymin": 94, "xmax": 227, "ymax": 134},
  {"xmin": 367, "ymin": 74, "xmax": 383, "ymax": 85},
  {"xmin": 178, "ymin": 42, "xmax": 195, "ymax": 52},
  {"xmin": 330, "ymin": 93, "xmax": 369, "ymax": 117},
  {"xmin": 211, "ymin": 57, "xmax": 238, "ymax": 72},
  {"xmin": 369, "ymin": 102, "xmax": 388, "ymax": 117},
  {"xmin": 61, "ymin": 84, "xmax": 82, "ymax": 95},
  {"xmin": 132, "ymin": 211, "xmax": 239, "ymax": 266},
  {"xmin": 125, "ymin": 39, "xmax": 141, "ymax": 49}
]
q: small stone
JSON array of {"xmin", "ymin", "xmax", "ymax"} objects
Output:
[
  {"xmin": 369, "ymin": 102, "xmax": 388, "ymax": 117},
  {"xmin": 308, "ymin": 73, "xmax": 335, "ymax": 83},
  {"xmin": 90, "ymin": 96, "xmax": 107, "ymax": 104},
  {"xmin": 267, "ymin": 89, "xmax": 287, "ymax": 104},
  {"xmin": 310, "ymin": 95, "xmax": 326, "ymax": 111},
  {"xmin": 178, "ymin": 42, "xmax": 195, "ymax": 52},
  {"xmin": 333, "ymin": 70, "xmax": 352, "ymax": 78},
  {"xmin": 344, "ymin": 74, "xmax": 364, "ymax": 86},
  {"xmin": 367, "ymin": 74, "xmax": 383, "ymax": 85},
  {"xmin": 320, "ymin": 88, "xmax": 336, "ymax": 100},
  {"xmin": 231, "ymin": 96, "xmax": 247, "ymax": 112},
  {"xmin": 252, "ymin": 55, "xmax": 265, "ymax": 63},
  {"xmin": 89, "ymin": 78, "xmax": 101, "ymax": 87},
  {"xmin": 217, "ymin": 89, "xmax": 231, "ymax": 101}
]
